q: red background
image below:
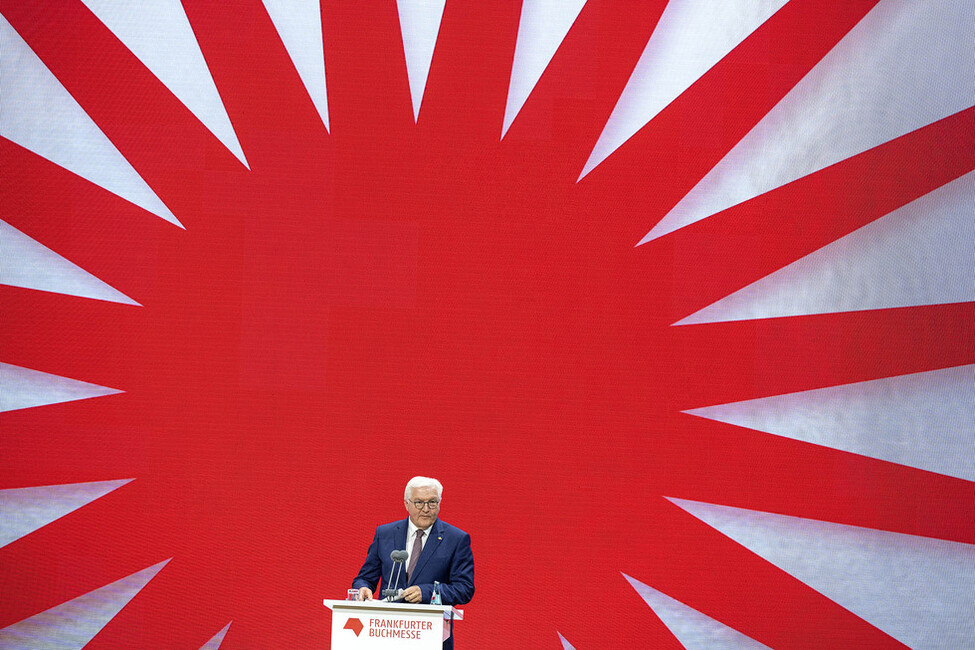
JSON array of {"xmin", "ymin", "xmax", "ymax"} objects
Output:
[{"xmin": 2, "ymin": 1, "xmax": 972, "ymax": 647}]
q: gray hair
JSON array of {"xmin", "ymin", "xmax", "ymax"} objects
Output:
[{"xmin": 404, "ymin": 476, "xmax": 443, "ymax": 501}]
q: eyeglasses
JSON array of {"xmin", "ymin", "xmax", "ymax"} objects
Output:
[{"xmin": 409, "ymin": 500, "xmax": 441, "ymax": 510}]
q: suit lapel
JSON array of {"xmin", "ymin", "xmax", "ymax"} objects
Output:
[
  {"xmin": 387, "ymin": 520, "xmax": 410, "ymax": 591},
  {"xmin": 395, "ymin": 519, "xmax": 409, "ymax": 549},
  {"xmin": 388, "ymin": 519, "xmax": 408, "ymax": 555}
]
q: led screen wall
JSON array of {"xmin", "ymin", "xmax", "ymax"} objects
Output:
[{"xmin": 1, "ymin": 1, "xmax": 973, "ymax": 648}]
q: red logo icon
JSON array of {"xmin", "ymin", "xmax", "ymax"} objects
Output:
[{"xmin": 343, "ymin": 618, "xmax": 364, "ymax": 636}]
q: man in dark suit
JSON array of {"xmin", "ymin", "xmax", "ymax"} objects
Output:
[{"xmin": 352, "ymin": 477, "xmax": 474, "ymax": 648}]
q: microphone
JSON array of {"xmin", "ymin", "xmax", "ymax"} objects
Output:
[{"xmin": 383, "ymin": 550, "xmax": 408, "ymax": 600}]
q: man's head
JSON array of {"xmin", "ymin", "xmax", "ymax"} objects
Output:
[{"xmin": 404, "ymin": 476, "xmax": 442, "ymax": 529}]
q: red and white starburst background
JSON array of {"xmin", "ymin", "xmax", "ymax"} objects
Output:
[{"xmin": 1, "ymin": 1, "xmax": 973, "ymax": 648}]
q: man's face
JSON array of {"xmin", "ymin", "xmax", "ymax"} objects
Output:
[{"xmin": 405, "ymin": 486, "xmax": 440, "ymax": 529}]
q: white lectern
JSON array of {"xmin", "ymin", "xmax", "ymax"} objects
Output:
[{"xmin": 323, "ymin": 600, "xmax": 464, "ymax": 649}]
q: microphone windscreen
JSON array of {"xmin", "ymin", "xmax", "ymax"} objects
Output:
[{"xmin": 391, "ymin": 550, "xmax": 409, "ymax": 562}]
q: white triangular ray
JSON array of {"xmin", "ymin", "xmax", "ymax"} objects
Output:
[
  {"xmin": 685, "ymin": 365, "xmax": 975, "ymax": 481},
  {"xmin": 580, "ymin": 0, "xmax": 790, "ymax": 179},
  {"xmin": 0, "ymin": 16, "xmax": 181, "ymax": 227},
  {"xmin": 262, "ymin": 0, "xmax": 329, "ymax": 130},
  {"xmin": 557, "ymin": 632, "xmax": 576, "ymax": 650},
  {"xmin": 0, "ymin": 559, "xmax": 170, "ymax": 649},
  {"xmin": 0, "ymin": 479, "xmax": 133, "ymax": 548},
  {"xmin": 501, "ymin": 0, "xmax": 587, "ymax": 137},
  {"xmin": 200, "ymin": 621, "xmax": 233, "ymax": 650},
  {"xmin": 641, "ymin": 0, "xmax": 975, "ymax": 244},
  {"xmin": 79, "ymin": 0, "xmax": 249, "ymax": 168},
  {"xmin": 677, "ymin": 170, "xmax": 975, "ymax": 325},
  {"xmin": 623, "ymin": 573, "xmax": 773, "ymax": 649},
  {"xmin": 0, "ymin": 219, "xmax": 139, "ymax": 305},
  {"xmin": 669, "ymin": 498, "xmax": 975, "ymax": 650},
  {"xmin": 396, "ymin": 0, "xmax": 446, "ymax": 122},
  {"xmin": 0, "ymin": 362, "xmax": 122, "ymax": 413}
]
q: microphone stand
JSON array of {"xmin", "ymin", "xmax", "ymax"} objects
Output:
[{"xmin": 382, "ymin": 550, "xmax": 408, "ymax": 600}]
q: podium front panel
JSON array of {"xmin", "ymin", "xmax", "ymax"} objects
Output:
[{"xmin": 324, "ymin": 601, "xmax": 445, "ymax": 650}]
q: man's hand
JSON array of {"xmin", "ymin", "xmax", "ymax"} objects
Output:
[
  {"xmin": 357, "ymin": 587, "xmax": 373, "ymax": 601},
  {"xmin": 402, "ymin": 586, "xmax": 422, "ymax": 603}
]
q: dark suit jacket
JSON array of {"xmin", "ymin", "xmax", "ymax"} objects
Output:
[{"xmin": 352, "ymin": 517, "xmax": 475, "ymax": 606}]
